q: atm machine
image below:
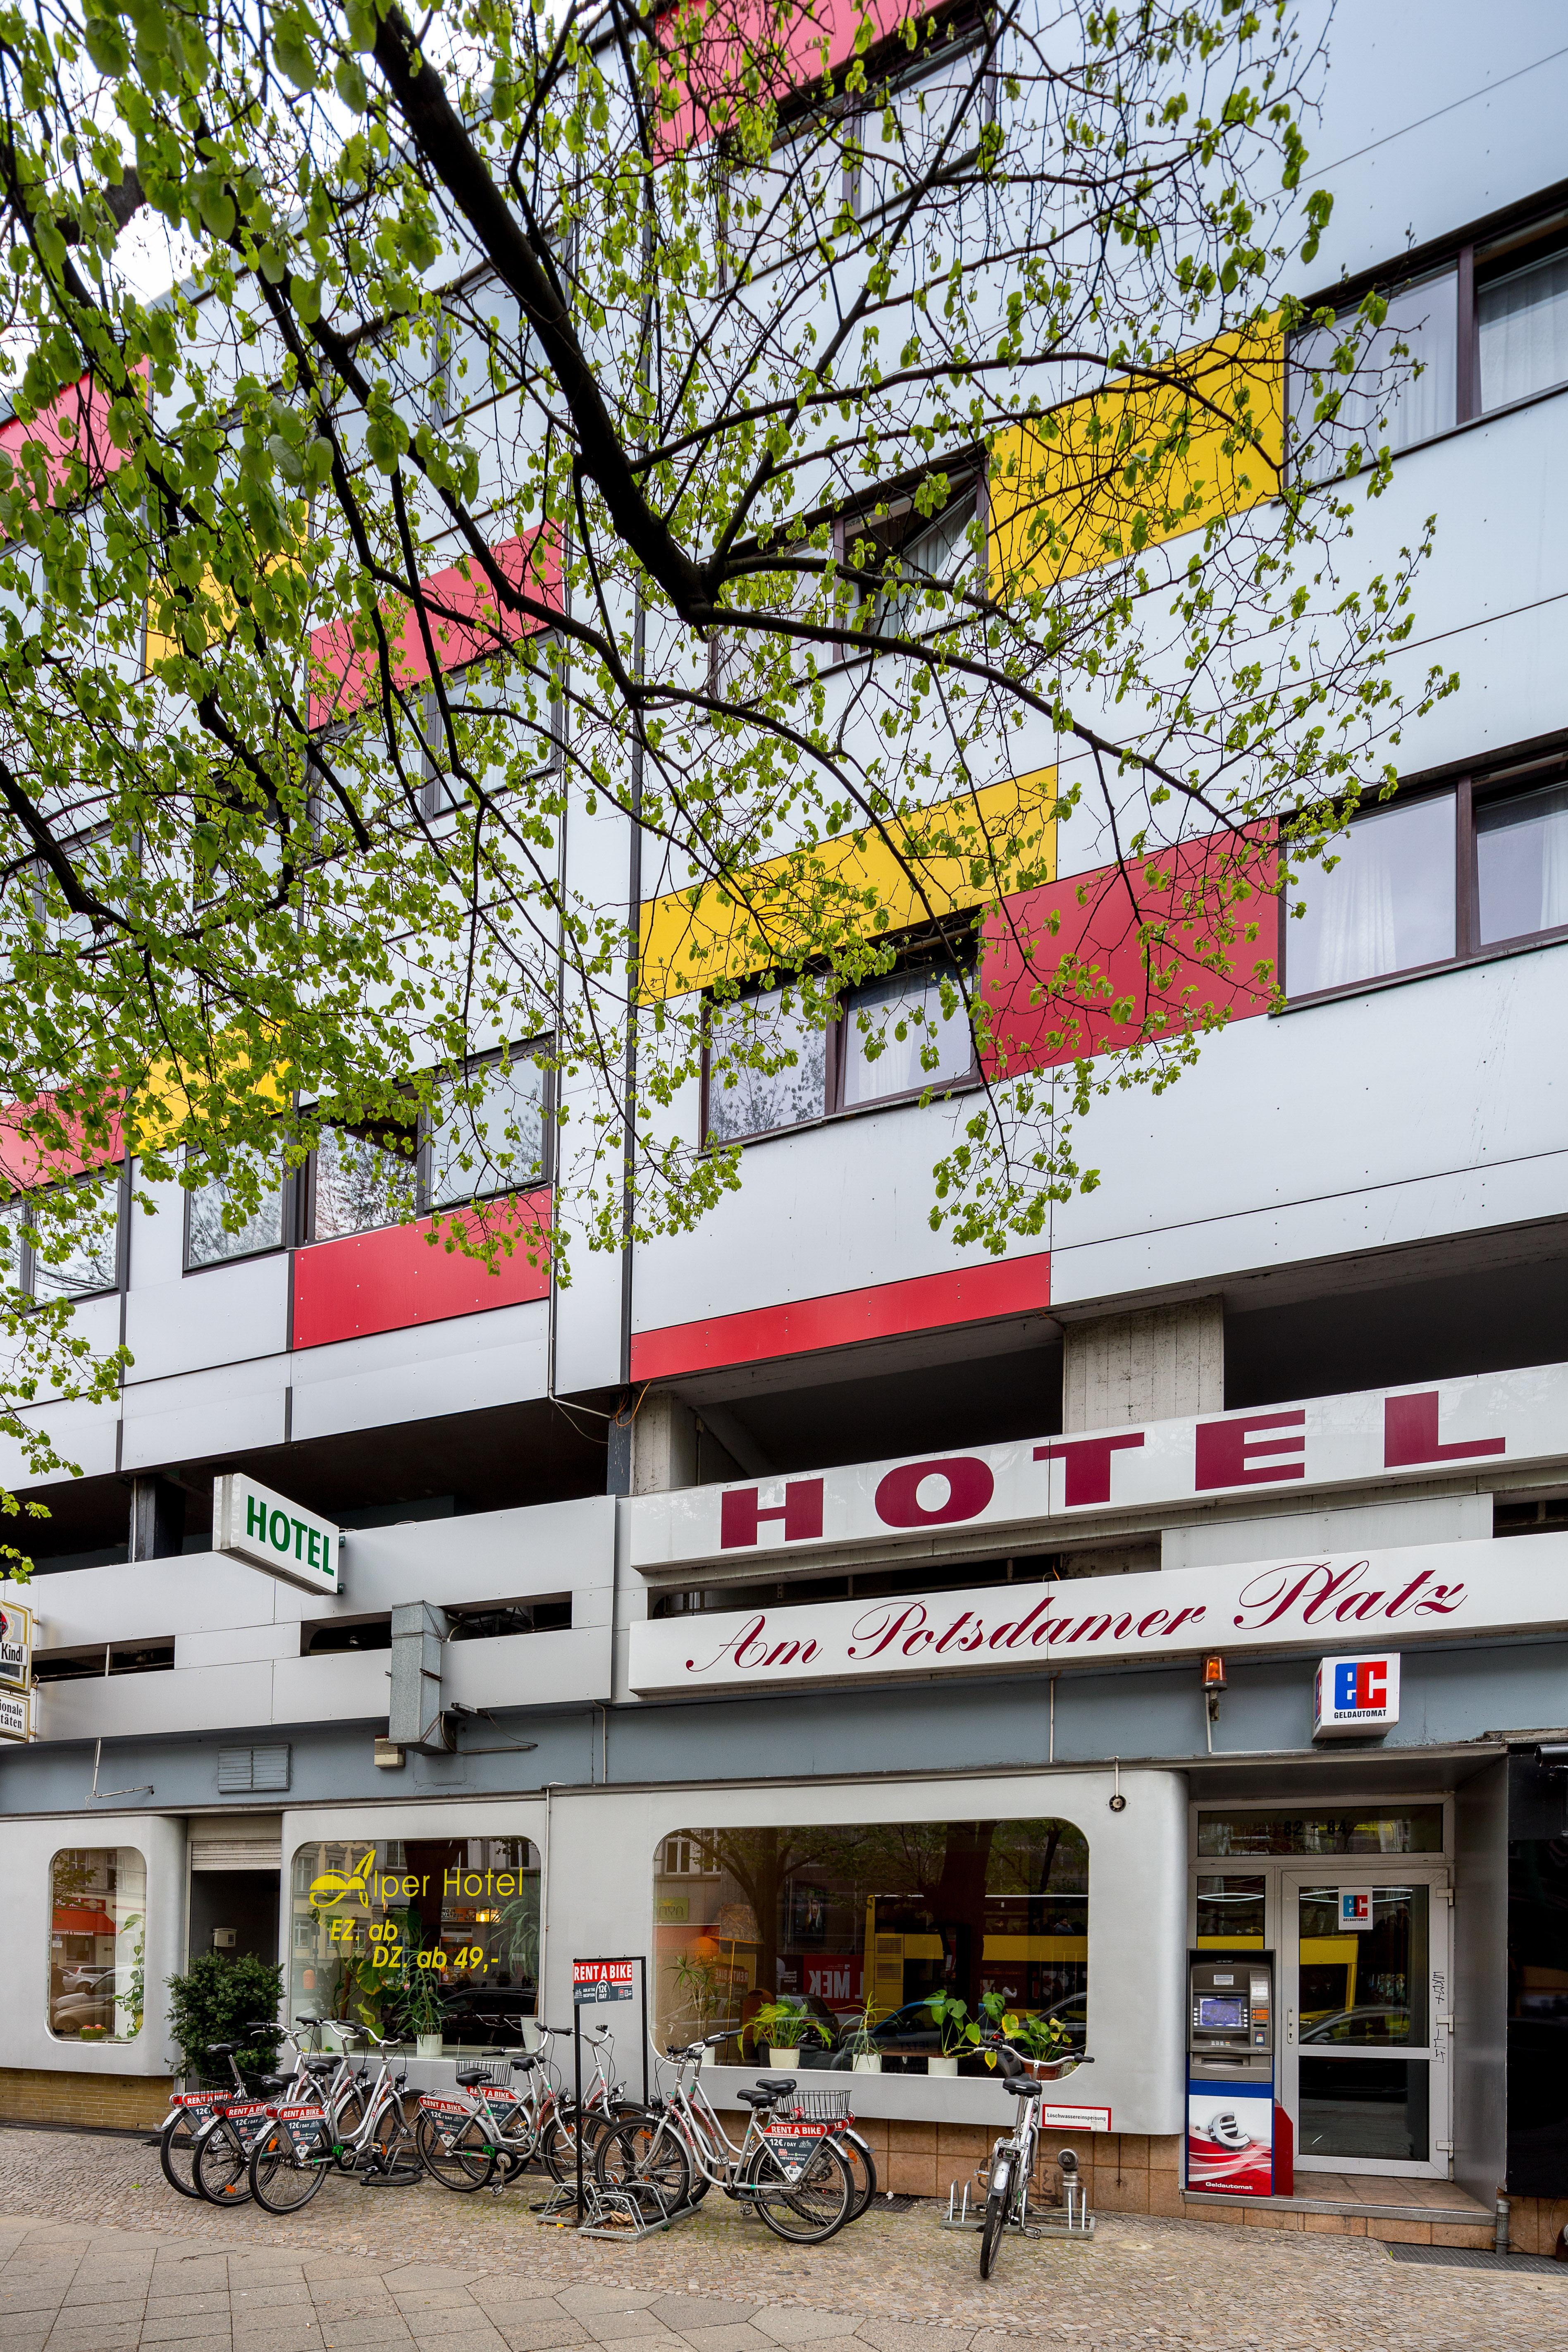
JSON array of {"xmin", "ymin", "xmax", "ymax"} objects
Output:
[{"xmin": 1185, "ymin": 1951, "xmax": 1287, "ymax": 2196}]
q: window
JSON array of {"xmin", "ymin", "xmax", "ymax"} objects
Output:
[
  {"xmin": 704, "ymin": 946, "xmax": 976, "ymax": 1144},
  {"xmin": 839, "ymin": 474, "xmax": 983, "ymax": 655},
  {"xmin": 48, "ymin": 1847, "xmax": 146, "ymax": 2043},
  {"xmin": 653, "ymin": 1817, "xmax": 1087, "ymax": 2063},
  {"xmin": 1196, "ymin": 1809, "xmax": 1444, "ymax": 1858},
  {"xmin": 289, "ymin": 1835, "xmax": 539, "ymax": 2050},
  {"xmin": 8, "ymin": 1178, "xmax": 122, "ymax": 1301},
  {"xmin": 1289, "ymin": 204, "xmax": 1568, "ymax": 478},
  {"xmin": 33, "ymin": 1641, "xmax": 174, "ymax": 1684},
  {"xmin": 1285, "ymin": 764, "xmax": 1568, "ymax": 1000},
  {"xmin": 308, "ymin": 1118, "xmax": 417, "ymax": 1241},
  {"xmin": 426, "ymin": 1050, "xmax": 548, "ymax": 1209},
  {"xmin": 185, "ymin": 1144, "xmax": 287, "ymax": 1270}
]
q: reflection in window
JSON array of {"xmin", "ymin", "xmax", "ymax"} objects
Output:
[
  {"xmin": 49, "ymin": 1848, "xmax": 145, "ymax": 2042},
  {"xmin": 653, "ymin": 1818, "xmax": 1088, "ymax": 2067},
  {"xmin": 841, "ymin": 967, "xmax": 973, "ymax": 1106},
  {"xmin": 289, "ymin": 1836, "xmax": 539, "ymax": 2051},
  {"xmin": 311, "ymin": 1123, "xmax": 415, "ymax": 1239},
  {"xmin": 1480, "ymin": 248, "xmax": 1568, "ymax": 412},
  {"xmin": 187, "ymin": 1146, "xmax": 286, "ymax": 1268},
  {"xmin": 26, "ymin": 1182, "xmax": 120, "ymax": 1299},
  {"xmin": 1197, "ymin": 1809, "xmax": 1444, "ymax": 1858},
  {"xmin": 427, "ymin": 1055, "xmax": 547, "ymax": 1209},
  {"xmin": 1196, "ymin": 1874, "xmax": 1267, "ymax": 1948},
  {"xmin": 1290, "ymin": 272, "xmax": 1458, "ymax": 472},
  {"xmin": 1476, "ymin": 783, "xmax": 1568, "ymax": 946},
  {"xmin": 706, "ymin": 989, "xmax": 827, "ymax": 1143},
  {"xmin": 1288, "ymin": 795, "xmax": 1455, "ymax": 995}
]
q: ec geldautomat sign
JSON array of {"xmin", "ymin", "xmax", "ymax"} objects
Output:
[
  {"xmin": 1313, "ymin": 1653, "xmax": 1400, "ymax": 1741},
  {"xmin": 0, "ymin": 1600, "xmax": 32, "ymax": 1689},
  {"xmin": 215, "ymin": 1473, "xmax": 342, "ymax": 1597}
]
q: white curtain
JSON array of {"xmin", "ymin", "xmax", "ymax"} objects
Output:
[{"xmin": 1479, "ymin": 253, "xmax": 1568, "ymax": 412}]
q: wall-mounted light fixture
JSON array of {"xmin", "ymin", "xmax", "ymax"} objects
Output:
[{"xmin": 1202, "ymin": 1654, "xmax": 1227, "ymax": 1723}]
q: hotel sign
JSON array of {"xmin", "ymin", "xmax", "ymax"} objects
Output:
[
  {"xmin": 627, "ymin": 1531, "xmax": 1568, "ymax": 1695},
  {"xmin": 626, "ymin": 1363, "xmax": 1563, "ymax": 1576},
  {"xmin": 215, "ymin": 1473, "xmax": 342, "ymax": 1596}
]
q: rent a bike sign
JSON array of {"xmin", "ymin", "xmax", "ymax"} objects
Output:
[{"xmin": 574, "ymin": 1960, "xmax": 635, "ymax": 2005}]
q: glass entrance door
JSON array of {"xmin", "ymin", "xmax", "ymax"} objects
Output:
[{"xmin": 1281, "ymin": 1872, "xmax": 1449, "ymax": 2176}]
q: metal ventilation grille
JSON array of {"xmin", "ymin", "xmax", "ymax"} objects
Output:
[
  {"xmin": 190, "ymin": 1839, "xmax": 284, "ymax": 1872},
  {"xmin": 216, "ymin": 1745, "xmax": 291, "ymax": 1794}
]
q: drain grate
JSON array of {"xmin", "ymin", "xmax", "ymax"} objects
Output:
[
  {"xmin": 1387, "ymin": 2243, "xmax": 1565, "ymax": 2276},
  {"xmin": 871, "ymin": 2194, "xmax": 922, "ymax": 2213}
]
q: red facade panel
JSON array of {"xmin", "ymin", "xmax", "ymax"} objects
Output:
[
  {"xmin": 629, "ymin": 1251, "xmax": 1051, "ymax": 1381},
  {"xmin": 981, "ymin": 833, "xmax": 1278, "ymax": 1076},
  {"xmin": 291, "ymin": 1191, "xmax": 551, "ymax": 1349}
]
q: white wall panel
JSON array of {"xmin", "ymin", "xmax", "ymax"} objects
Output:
[
  {"xmin": 287, "ymin": 1298, "xmax": 549, "ymax": 1441},
  {"xmin": 124, "ymin": 1252, "xmax": 289, "ymax": 1383},
  {"xmin": 119, "ymin": 1357, "xmax": 289, "ymax": 1470},
  {"xmin": 0, "ymin": 1814, "xmax": 186, "ymax": 2079}
]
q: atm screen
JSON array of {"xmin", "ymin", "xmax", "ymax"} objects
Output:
[{"xmin": 1197, "ymin": 1995, "xmax": 1248, "ymax": 2031}]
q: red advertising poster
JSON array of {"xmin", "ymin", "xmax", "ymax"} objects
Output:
[{"xmin": 1186, "ymin": 2090, "xmax": 1274, "ymax": 2196}]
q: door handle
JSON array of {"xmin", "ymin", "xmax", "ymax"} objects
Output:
[{"xmin": 1285, "ymin": 2009, "xmax": 1295, "ymax": 2045}]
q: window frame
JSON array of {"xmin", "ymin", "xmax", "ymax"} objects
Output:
[
  {"xmin": 181, "ymin": 1146, "xmax": 295, "ymax": 1277},
  {"xmin": 699, "ymin": 933, "xmax": 981, "ymax": 1149},
  {"xmin": 1286, "ymin": 181, "xmax": 1568, "ymax": 480},
  {"xmin": 1279, "ymin": 754, "xmax": 1568, "ymax": 1009},
  {"xmin": 9, "ymin": 1165, "xmax": 127, "ymax": 1304}
]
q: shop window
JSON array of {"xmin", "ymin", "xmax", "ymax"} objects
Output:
[
  {"xmin": 1196, "ymin": 1809, "xmax": 1444, "ymax": 1859},
  {"xmin": 652, "ymin": 1817, "xmax": 1087, "ymax": 2067},
  {"xmin": 288, "ymin": 1836, "xmax": 539, "ymax": 2050},
  {"xmin": 48, "ymin": 1848, "xmax": 146, "ymax": 2044},
  {"xmin": 1195, "ymin": 1874, "xmax": 1266, "ymax": 1948}
]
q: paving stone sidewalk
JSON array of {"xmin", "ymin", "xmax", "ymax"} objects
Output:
[{"xmin": 1, "ymin": 2129, "xmax": 1566, "ymax": 2352}]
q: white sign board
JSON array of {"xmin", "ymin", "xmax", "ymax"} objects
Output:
[
  {"xmin": 0, "ymin": 1686, "xmax": 31, "ymax": 1741},
  {"xmin": 626, "ymin": 1361, "xmax": 1568, "ymax": 1576},
  {"xmin": 215, "ymin": 1473, "xmax": 342, "ymax": 1596},
  {"xmin": 0, "ymin": 1598, "xmax": 31, "ymax": 1689},
  {"xmin": 628, "ymin": 1533, "xmax": 1568, "ymax": 1696},
  {"xmin": 1337, "ymin": 1891, "xmax": 1373, "ymax": 1932},
  {"xmin": 1313, "ymin": 1652, "xmax": 1401, "ymax": 1741}
]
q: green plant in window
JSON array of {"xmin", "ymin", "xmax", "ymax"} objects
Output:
[
  {"xmin": 498, "ymin": 1884, "xmax": 540, "ymax": 1983},
  {"xmin": 924, "ymin": 1991, "xmax": 970, "ymax": 2057},
  {"xmin": 840, "ymin": 1987, "xmax": 882, "ymax": 2059},
  {"xmin": 123, "ymin": 1915, "xmax": 146, "ymax": 2036},
  {"xmin": 668, "ymin": 1951, "xmax": 724, "ymax": 2037},
  {"xmin": 752, "ymin": 1998, "xmax": 832, "ymax": 2053}
]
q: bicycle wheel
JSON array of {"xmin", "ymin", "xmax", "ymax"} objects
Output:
[
  {"xmin": 595, "ymin": 2116, "xmax": 692, "ymax": 2214},
  {"xmin": 539, "ymin": 2108, "xmax": 584, "ymax": 2185},
  {"xmin": 249, "ymin": 2125, "xmax": 330, "ymax": 2214},
  {"xmin": 979, "ymin": 2159, "xmax": 1011, "ymax": 2280},
  {"xmin": 158, "ymin": 2111, "xmax": 204, "ymax": 2199},
  {"xmin": 837, "ymin": 2128, "xmax": 876, "ymax": 2219},
  {"xmin": 330, "ymin": 2084, "xmax": 368, "ymax": 2171},
  {"xmin": 193, "ymin": 2118, "xmax": 253, "ymax": 2206},
  {"xmin": 365, "ymin": 2097, "xmax": 415, "ymax": 2173},
  {"xmin": 746, "ymin": 2137, "xmax": 853, "ymax": 2245},
  {"xmin": 415, "ymin": 2109, "xmax": 497, "ymax": 2192}
]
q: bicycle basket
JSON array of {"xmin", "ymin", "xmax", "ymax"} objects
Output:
[{"xmin": 796, "ymin": 2089, "xmax": 854, "ymax": 2121}]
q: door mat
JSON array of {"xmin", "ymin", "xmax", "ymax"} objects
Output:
[{"xmin": 1387, "ymin": 2243, "xmax": 1563, "ymax": 2276}]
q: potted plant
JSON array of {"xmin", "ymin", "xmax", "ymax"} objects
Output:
[
  {"xmin": 668, "ymin": 1951, "xmax": 726, "ymax": 2064},
  {"xmin": 400, "ymin": 1960, "xmax": 448, "ymax": 2058},
  {"xmin": 752, "ymin": 1998, "xmax": 832, "ymax": 2071},
  {"xmin": 165, "ymin": 1952, "xmax": 285, "ymax": 2088},
  {"xmin": 924, "ymin": 1991, "xmax": 969, "ymax": 2075},
  {"xmin": 840, "ymin": 1988, "xmax": 883, "ymax": 2074}
]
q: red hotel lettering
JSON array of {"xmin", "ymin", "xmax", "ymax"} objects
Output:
[
  {"xmin": 847, "ymin": 1602, "xmax": 930, "ymax": 1658},
  {"xmin": 1232, "ymin": 1560, "xmax": 1375, "ymax": 1628},
  {"xmin": 720, "ymin": 1479, "xmax": 825, "ymax": 1550},
  {"xmin": 1384, "ymin": 1391, "xmax": 1506, "ymax": 1468},
  {"xmin": 987, "ymin": 1597, "xmax": 1053, "ymax": 1652},
  {"xmin": 934, "ymin": 1612, "xmax": 976, "ymax": 1653},
  {"xmin": 1195, "ymin": 1410, "xmax": 1306, "ymax": 1490},
  {"xmin": 1034, "ymin": 1433, "xmax": 1146, "ymax": 1507},
  {"xmin": 874, "ymin": 1456, "xmax": 995, "ymax": 1528},
  {"xmin": 1136, "ymin": 1611, "xmax": 1169, "ymax": 1637},
  {"xmin": 685, "ymin": 1612, "xmax": 775, "ymax": 1673}
]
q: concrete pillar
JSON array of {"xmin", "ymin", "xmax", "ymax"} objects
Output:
[
  {"xmin": 1062, "ymin": 1297, "xmax": 1223, "ymax": 1430},
  {"xmin": 630, "ymin": 1391, "xmax": 701, "ymax": 1495},
  {"xmin": 127, "ymin": 1474, "xmax": 186, "ymax": 1561}
]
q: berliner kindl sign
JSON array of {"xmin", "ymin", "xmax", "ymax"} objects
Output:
[{"xmin": 215, "ymin": 1473, "xmax": 342, "ymax": 1596}]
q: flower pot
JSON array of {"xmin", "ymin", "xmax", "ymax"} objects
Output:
[
  {"xmin": 852, "ymin": 2052, "xmax": 883, "ymax": 2074},
  {"xmin": 767, "ymin": 2046, "xmax": 799, "ymax": 2070},
  {"xmin": 927, "ymin": 2054, "xmax": 959, "ymax": 2077},
  {"xmin": 416, "ymin": 2034, "xmax": 443, "ymax": 2059}
]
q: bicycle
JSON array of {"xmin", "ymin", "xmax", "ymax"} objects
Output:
[
  {"xmin": 181, "ymin": 2026, "xmax": 316, "ymax": 2206},
  {"xmin": 976, "ymin": 2037, "xmax": 1094, "ymax": 2279},
  {"xmin": 416, "ymin": 2019, "xmax": 632, "ymax": 2192},
  {"xmin": 157, "ymin": 2021, "xmax": 288, "ymax": 2201},
  {"xmin": 595, "ymin": 2037, "xmax": 857, "ymax": 2242},
  {"xmin": 248, "ymin": 2022, "xmax": 418, "ymax": 2212}
]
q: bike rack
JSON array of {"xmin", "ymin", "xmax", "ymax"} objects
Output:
[
  {"xmin": 940, "ymin": 2177, "xmax": 1095, "ymax": 2240},
  {"xmin": 531, "ymin": 2173, "xmax": 702, "ymax": 2239}
]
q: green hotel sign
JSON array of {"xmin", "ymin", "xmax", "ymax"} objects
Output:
[{"xmin": 215, "ymin": 1472, "xmax": 342, "ymax": 1596}]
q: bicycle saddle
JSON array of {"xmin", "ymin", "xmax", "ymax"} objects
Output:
[
  {"xmin": 1005, "ymin": 2077, "xmax": 1044, "ymax": 2098},
  {"xmin": 207, "ymin": 2043, "xmax": 239, "ymax": 2057},
  {"xmin": 508, "ymin": 2054, "xmax": 541, "ymax": 2070},
  {"xmin": 735, "ymin": 2087, "xmax": 777, "ymax": 2108},
  {"xmin": 754, "ymin": 2076, "xmax": 797, "ymax": 2097},
  {"xmin": 301, "ymin": 2056, "xmax": 338, "ymax": 2075},
  {"xmin": 454, "ymin": 2068, "xmax": 493, "ymax": 2087}
]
